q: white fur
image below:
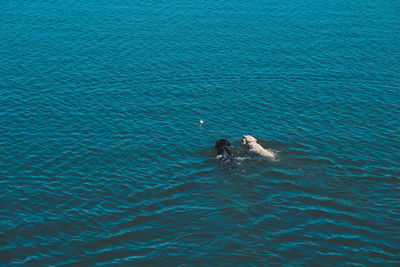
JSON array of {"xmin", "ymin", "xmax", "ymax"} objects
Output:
[{"xmin": 242, "ymin": 135, "xmax": 276, "ymax": 159}]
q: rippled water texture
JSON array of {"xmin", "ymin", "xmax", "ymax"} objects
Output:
[{"xmin": 1, "ymin": 0, "xmax": 399, "ymax": 265}]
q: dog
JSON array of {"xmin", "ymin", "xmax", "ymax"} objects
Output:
[
  {"xmin": 215, "ymin": 139, "xmax": 233, "ymax": 158},
  {"xmin": 215, "ymin": 139, "xmax": 235, "ymax": 167},
  {"xmin": 242, "ymin": 135, "xmax": 276, "ymax": 159}
]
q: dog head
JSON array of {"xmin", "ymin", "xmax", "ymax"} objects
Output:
[
  {"xmin": 242, "ymin": 135, "xmax": 257, "ymax": 145},
  {"xmin": 215, "ymin": 139, "xmax": 233, "ymax": 156}
]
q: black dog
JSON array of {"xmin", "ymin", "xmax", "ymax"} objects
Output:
[
  {"xmin": 215, "ymin": 139, "xmax": 233, "ymax": 157},
  {"xmin": 215, "ymin": 139, "xmax": 236, "ymax": 168}
]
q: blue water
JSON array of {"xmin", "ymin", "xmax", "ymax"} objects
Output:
[{"xmin": 1, "ymin": 0, "xmax": 399, "ymax": 265}]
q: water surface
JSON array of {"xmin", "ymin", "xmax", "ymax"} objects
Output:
[{"xmin": 1, "ymin": 0, "xmax": 399, "ymax": 265}]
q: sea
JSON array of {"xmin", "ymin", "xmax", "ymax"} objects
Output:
[{"xmin": 1, "ymin": 0, "xmax": 399, "ymax": 265}]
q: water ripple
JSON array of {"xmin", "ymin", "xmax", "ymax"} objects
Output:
[{"xmin": 1, "ymin": 0, "xmax": 400, "ymax": 265}]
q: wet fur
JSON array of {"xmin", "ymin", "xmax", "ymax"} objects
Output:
[
  {"xmin": 242, "ymin": 135, "xmax": 276, "ymax": 159},
  {"xmin": 215, "ymin": 139, "xmax": 235, "ymax": 168},
  {"xmin": 215, "ymin": 139, "xmax": 233, "ymax": 157}
]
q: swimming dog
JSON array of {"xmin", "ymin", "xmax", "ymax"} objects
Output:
[
  {"xmin": 215, "ymin": 139, "xmax": 235, "ymax": 167},
  {"xmin": 242, "ymin": 135, "xmax": 276, "ymax": 159},
  {"xmin": 215, "ymin": 139, "xmax": 233, "ymax": 157}
]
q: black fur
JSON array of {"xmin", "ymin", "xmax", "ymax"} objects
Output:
[
  {"xmin": 215, "ymin": 139, "xmax": 236, "ymax": 170},
  {"xmin": 215, "ymin": 139, "xmax": 233, "ymax": 157}
]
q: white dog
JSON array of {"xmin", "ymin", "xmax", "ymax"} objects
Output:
[{"xmin": 242, "ymin": 135, "xmax": 276, "ymax": 159}]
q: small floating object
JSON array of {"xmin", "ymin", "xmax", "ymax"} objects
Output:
[{"xmin": 199, "ymin": 120, "xmax": 204, "ymax": 124}]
